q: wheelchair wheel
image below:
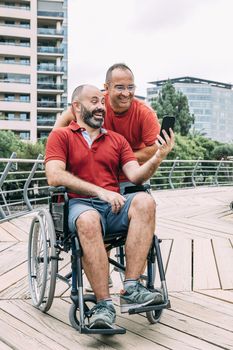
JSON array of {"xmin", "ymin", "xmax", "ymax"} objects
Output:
[
  {"xmin": 28, "ymin": 209, "xmax": 58, "ymax": 312},
  {"xmin": 146, "ymin": 309, "xmax": 163, "ymax": 324},
  {"xmin": 69, "ymin": 294, "xmax": 97, "ymax": 330}
]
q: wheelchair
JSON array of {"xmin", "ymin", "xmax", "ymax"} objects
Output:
[{"xmin": 28, "ymin": 185, "xmax": 171, "ymax": 335}]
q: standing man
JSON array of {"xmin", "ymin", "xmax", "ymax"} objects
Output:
[
  {"xmin": 54, "ymin": 63, "xmax": 160, "ymax": 193},
  {"xmin": 46, "ymin": 84, "xmax": 174, "ymax": 329},
  {"xmin": 54, "ymin": 63, "xmax": 161, "ymax": 290}
]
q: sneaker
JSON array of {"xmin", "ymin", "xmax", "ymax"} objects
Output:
[
  {"xmin": 85, "ymin": 276, "xmax": 113, "ymax": 293},
  {"xmin": 120, "ymin": 281, "xmax": 164, "ymax": 313},
  {"xmin": 89, "ymin": 301, "xmax": 116, "ymax": 329}
]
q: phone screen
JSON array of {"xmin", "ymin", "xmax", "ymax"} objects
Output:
[{"xmin": 159, "ymin": 116, "xmax": 175, "ymax": 141}]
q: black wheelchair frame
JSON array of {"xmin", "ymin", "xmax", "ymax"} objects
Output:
[{"xmin": 28, "ymin": 185, "xmax": 171, "ymax": 335}]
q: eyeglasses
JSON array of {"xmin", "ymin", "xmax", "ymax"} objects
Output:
[{"xmin": 113, "ymin": 84, "xmax": 136, "ymax": 93}]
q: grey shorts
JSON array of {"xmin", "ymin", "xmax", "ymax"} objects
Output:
[{"xmin": 68, "ymin": 193, "xmax": 137, "ymax": 236}]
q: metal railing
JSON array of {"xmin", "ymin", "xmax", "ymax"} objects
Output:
[{"xmin": 0, "ymin": 154, "xmax": 233, "ymax": 222}]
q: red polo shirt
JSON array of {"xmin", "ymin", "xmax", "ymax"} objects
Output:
[
  {"xmin": 104, "ymin": 93, "xmax": 160, "ymax": 181},
  {"xmin": 45, "ymin": 121, "xmax": 136, "ymax": 198}
]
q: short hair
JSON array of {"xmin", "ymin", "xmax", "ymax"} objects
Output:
[
  {"xmin": 105, "ymin": 63, "xmax": 134, "ymax": 83},
  {"xmin": 71, "ymin": 85, "xmax": 85, "ymax": 103}
]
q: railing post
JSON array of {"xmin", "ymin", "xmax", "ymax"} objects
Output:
[
  {"xmin": 23, "ymin": 154, "xmax": 44, "ymax": 211},
  {"xmin": 214, "ymin": 158, "xmax": 224, "ymax": 186},
  {"xmin": 169, "ymin": 157, "xmax": 179, "ymax": 189},
  {"xmin": 0, "ymin": 152, "xmax": 17, "ymax": 218},
  {"xmin": 191, "ymin": 157, "xmax": 201, "ymax": 187}
]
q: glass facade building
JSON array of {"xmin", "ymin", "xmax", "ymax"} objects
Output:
[
  {"xmin": 0, "ymin": 0, "xmax": 68, "ymax": 142},
  {"xmin": 147, "ymin": 77, "xmax": 233, "ymax": 143}
]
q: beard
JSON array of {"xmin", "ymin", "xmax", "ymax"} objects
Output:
[{"xmin": 80, "ymin": 104, "xmax": 105, "ymax": 129}]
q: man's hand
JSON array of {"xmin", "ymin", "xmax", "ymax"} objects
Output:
[
  {"xmin": 98, "ymin": 189, "xmax": 126, "ymax": 213},
  {"xmin": 155, "ymin": 128, "xmax": 175, "ymax": 161}
]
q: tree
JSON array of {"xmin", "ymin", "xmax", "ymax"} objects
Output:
[
  {"xmin": 151, "ymin": 80, "xmax": 195, "ymax": 136},
  {"xmin": 0, "ymin": 130, "xmax": 46, "ymax": 160},
  {"xmin": 212, "ymin": 144, "xmax": 233, "ymax": 160},
  {"xmin": 0, "ymin": 130, "xmax": 25, "ymax": 158}
]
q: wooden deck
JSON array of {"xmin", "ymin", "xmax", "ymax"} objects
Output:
[{"xmin": 0, "ymin": 186, "xmax": 233, "ymax": 349}]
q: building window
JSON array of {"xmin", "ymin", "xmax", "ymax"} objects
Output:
[
  {"xmin": 4, "ymin": 56, "xmax": 15, "ymax": 63},
  {"xmin": 20, "ymin": 57, "xmax": 30, "ymax": 65},
  {"xmin": 15, "ymin": 131, "xmax": 30, "ymax": 140},
  {"xmin": 4, "ymin": 94, "xmax": 15, "ymax": 101},
  {"xmin": 0, "ymin": 73, "xmax": 30, "ymax": 84},
  {"xmin": 19, "ymin": 94, "xmax": 30, "ymax": 102}
]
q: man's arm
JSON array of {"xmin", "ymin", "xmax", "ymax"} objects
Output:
[
  {"xmin": 134, "ymin": 144, "xmax": 158, "ymax": 163},
  {"xmin": 53, "ymin": 106, "xmax": 75, "ymax": 128},
  {"xmin": 46, "ymin": 160, "xmax": 126, "ymax": 213},
  {"xmin": 122, "ymin": 130, "xmax": 174, "ymax": 185}
]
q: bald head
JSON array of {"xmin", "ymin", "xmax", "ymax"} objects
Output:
[
  {"xmin": 71, "ymin": 84, "xmax": 106, "ymax": 130},
  {"xmin": 71, "ymin": 84, "xmax": 102, "ymax": 103}
]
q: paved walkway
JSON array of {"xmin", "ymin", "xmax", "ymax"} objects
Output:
[{"xmin": 0, "ymin": 186, "xmax": 233, "ymax": 349}]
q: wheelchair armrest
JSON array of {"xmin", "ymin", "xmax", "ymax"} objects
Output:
[
  {"xmin": 48, "ymin": 186, "xmax": 67, "ymax": 194},
  {"xmin": 123, "ymin": 184, "xmax": 151, "ymax": 194}
]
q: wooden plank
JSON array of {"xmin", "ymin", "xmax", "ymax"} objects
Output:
[
  {"xmin": 0, "ymin": 242, "xmax": 27, "ymax": 276},
  {"xmin": 165, "ymin": 239, "xmax": 192, "ymax": 291},
  {"xmin": 0, "ymin": 300, "xmax": 116, "ymax": 350},
  {"xmin": 11, "ymin": 217, "xmax": 32, "ymax": 232},
  {"xmin": 116, "ymin": 308, "xmax": 226, "ymax": 350},
  {"xmin": 47, "ymin": 298, "xmax": 167, "ymax": 350},
  {"xmin": 0, "ymin": 226, "xmax": 17, "ymax": 242},
  {"xmin": 197, "ymin": 289, "xmax": 233, "ymax": 304},
  {"xmin": 175, "ymin": 291, "xmax": 233, "ymax": 316},
  {"xmin": 0, "ymin": 262, "xmax": 27, "ymax": 293},
  {"xmin": 170, "ymin": 292, "xmax": 233, "ymax": 331},
  {"xmin": 0, "ymin": 242, "xmax": 16, "ymax": 252},
  {"xmin": 0, "ymin": 341, "xmax": 13, "ymax": 350},
  {"xmin": 158, "ymin": 309, "xmax": 233, "ymax": 349},
  {"xmin": 212, "ymin": 238, "xmax": 233, "ymax": 289},
  {"xmin": 193, "ymin": 239, "xmax": 220, "ymax": 290},
  {"xmin": 0, "ymin": 276, "xmax": 29, "ymax": 300},
  {"xmin": 0, "ymin": 221, "xmax": 28, "ymax": 241}
]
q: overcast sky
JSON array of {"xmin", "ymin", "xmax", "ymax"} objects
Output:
[{"xmin": 67, "ymin": 0, "xmax": 233, "ymax": 100}]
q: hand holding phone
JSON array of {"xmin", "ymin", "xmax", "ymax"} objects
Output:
[{"xmin": 159, "ymin": 116, "xmax": 175, "ymax": 142}]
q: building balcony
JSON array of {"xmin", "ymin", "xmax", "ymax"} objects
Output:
[
  {"xmin": 0, "ymin": 4, "xmax": 30, "ymax": 11},
  {"xmin": 37, "ymin": 11, "xmax": 64, "ymax": 18},
  {"xmin": 37, "ymin": 64, "xmax": 64, "ymax": 73},
  {"xmin": 37, "ymin": 101, "xmax": 65, "ymax": 108},
  {"xmin": 37, "ymin": 118, "xmax": 56, "ymax": 126},
  {"xmin": 37, "ymin": 83, "xmax": 64, "ymax": 90},
  {"xmin": 37, "ymin": 46, "xmax": 64, "ymax": 55},
  {"xmin": 37, "ymin": 28, "xmax": 64, "ymax": 36}
]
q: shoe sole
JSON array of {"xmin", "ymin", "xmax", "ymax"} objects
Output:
[
  {"xmin": 120, "ymin": 294, "xmax": 163, "ymax": 313},
  {"xmin": 89, "ymin": 319, "xmax": 115, "ymax": 329}
]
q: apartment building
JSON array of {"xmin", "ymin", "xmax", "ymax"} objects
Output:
[
  {"xmin": 147, "ymin": 77, "xmax": 233, "ymax": 143},
  {"xmin": 0, "ymin": 0, "xmax": 68, "ymax": 142}
]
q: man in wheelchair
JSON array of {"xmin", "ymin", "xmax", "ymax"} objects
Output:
[{"xmin": 45, "ymin": 84, "xmax": 174, "ymax": 329}]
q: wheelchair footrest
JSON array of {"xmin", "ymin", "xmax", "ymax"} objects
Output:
[
  {"xmin": 128, "ymin": 300, "xmax": 170, "ymax": 315},
  {"xmin": 80, "ymin": 325, "xmax": 126, "ymax": 335}
]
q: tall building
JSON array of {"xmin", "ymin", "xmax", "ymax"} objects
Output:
[
  {"xmin": 147, "ymin": 77, "xmax": 233, "ymax": 143},
  {"xmin": 0, "ymin": 0, "xmax": 68, "ymax": 143}
]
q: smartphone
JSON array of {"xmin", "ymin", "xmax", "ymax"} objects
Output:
[{"xmin": 159, "ymin": 116, "xmax": 175, "ymax": 141}]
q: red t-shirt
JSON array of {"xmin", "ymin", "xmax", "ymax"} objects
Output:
[
  {"xmin": 45, "ymin": 121, "xmax": 136, "ymax": 199},
  {"xmin": 104, "ymin": 93, "xmax": 160, "ymax": 181}
]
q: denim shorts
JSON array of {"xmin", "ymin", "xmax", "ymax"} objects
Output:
[{"xmin": 68, "ymin": 193, "xmax": 137, "ymax": 236}]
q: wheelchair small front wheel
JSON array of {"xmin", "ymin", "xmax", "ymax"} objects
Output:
[
  {"xmin": 69, "ymin": 294, "xmax": 97, "ymax": 330},
  {"xmin": 146, "ymin": 309, "xmax": 163, "ymax": 324},
  {"xmin": 28, "ymin": 209, "xmax": 58, "ymax": 312}
]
